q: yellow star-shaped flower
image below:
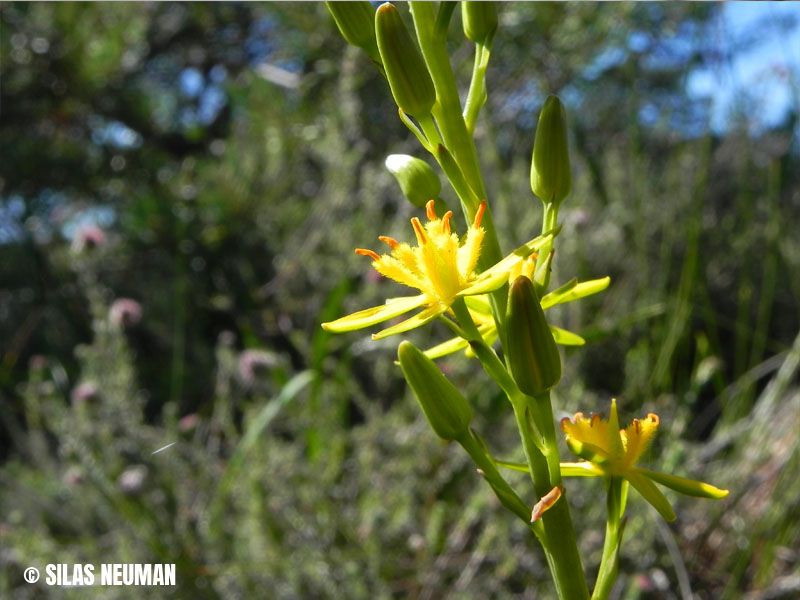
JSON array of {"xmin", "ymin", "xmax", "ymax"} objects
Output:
[
  {"xmin": 559, "ymin": 400, "xmax": 729, "ymax": 521},
  {"xmin": 322, "ymin": 200, "xmax": 554, "ymax": 340}
]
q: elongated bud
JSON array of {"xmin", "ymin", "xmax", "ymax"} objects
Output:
[
  {"xmin": 530, "ymin": 95, "xmax": 571, "ymax": 205},
  {"xmin": 462, "ymin": 1, "xmax": 498, "ymax": 45},
  {"xmin": 385, "ymin": 154, "xmax": 441, "ymax": 208},
  {"xmin": 326, "ymin": 2, "xmax": 378, "ymax": 52},
  {"xmin": 375, "ymin": 3, "xmax": 436, "ymax": 117},
  {"xmin": 398, "ymin": 341, "xmax": 473, "ymax": 440},
  {"xmin": 506, "ymin": 275, "xmax": 562, "ymax": 395}
]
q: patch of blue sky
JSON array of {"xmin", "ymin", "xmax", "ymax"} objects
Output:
[
  {"xmin": 91, "ymin": 120, "xmax": 142, "ymax": 150},
  {"xmin": 687, "ymin": 2, "xmax": 799, "ymax": 134}
]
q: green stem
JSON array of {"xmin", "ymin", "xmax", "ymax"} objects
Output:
[
  {"xmin": 528, "ymin": 391, "xmax": 589, "ymax": 600},
  {"xmin": 464, "ymin": 41, "xmax": 491, "ymax": 135},
  {"xmin": 417, "ymin": 113, "xmax": 443, "ymax": 149},
  {"xmin": 408, "ymin": 2, "xmax": 502, "ymax": 265},
  {"xmin": 536, "ymin": 202, "xmax": 559, "ymax": 292},
  {"xmin": 592, "ymin": 478, "xmax": 627, "ymax": 600},
  {"xmin": 409, "ymin": 2, "xmax": 508, "ymax": 341},
  {"xmin": 456, "ymin": 428, "xmax": 544, "ymax": 540},
  {"xmin": 451, "ymin": 298, "xmax": 587, "ymax": 599}
]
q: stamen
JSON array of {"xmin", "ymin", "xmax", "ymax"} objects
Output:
[
  {"xmin": 647, "ymin": 414, "xmax": 659, "ymax": 425},
  {"xmin": 411, "ymin": 217, "xmax": 428, "ymax": 245},
  {"xmin": 378, "ymin": 235, "xmax": 400, "ymax": 249},
  {"xmin": 426, "ymin": 199, "xmax": 437, "ymax": 221},
  {"xmin": 355, "ymin": 248, "xmax": 380, "ymax": 261},
  {"xmin": 441, "ymin": 211, "xmax": 453, "ymax": 234},
  {"xmin": 473, "ymin": 201, "xmax": 487, "ymax": 228}
]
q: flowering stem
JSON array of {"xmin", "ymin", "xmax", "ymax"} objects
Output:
[
  {"xmin": 451, "ymin": 297, "xmax": 588, "ymax": 599},
  {"xmin": 527, "ymin": 390, "xmax": 590, "ymax": 600},
  {"xmin": 408, "ymin": 2, "xmax": 507, "ymax": 329}
]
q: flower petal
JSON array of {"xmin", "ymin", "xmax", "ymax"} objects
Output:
[
  {"xmin": 550, "ymin": 325, "xmax": 585, "ymax": 346},
  {"xmin": 635, "ymin": 468, "xmax": 729, "ymax": 500},
  {"xmin": 541, "ymin": 276, "xmax": 611, "ymax": 310},
  {"xmin": 321, "ymin": 294, "xmax": 427, "ymax": 332},
  {"xmin": 606, "ymin": 399, "xmax": 627, "ymax": 464},
  {"xmin": 560, "ymin": 462, "xmax": 604, "ymax": 477},
  {"xmin": 372, "ymin": 304, "xmax": 443, "ymax": 340},
  {"xmin": 561, "ymin": 411, "xmax": 617, "ymax": 462},
  {"xmin": 464, "ymin": 294, "xmax": 492, "ymax": 315},
  {"xmin": 627, "ymin": 471, "xmax": 676, "ymax": 522},
  {"xmin": 459, "ymin": 232, "xmax": 555, "ymax": 297},
  {"xmin": 424, "ymin": 335, "xmax": 470, "ymax": 360},
  {"xmin": 621, "ymin": 412, "xmax": 659, "ymax": 468}
]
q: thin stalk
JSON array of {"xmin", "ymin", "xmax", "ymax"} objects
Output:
[
  {"xmin": 409, "ymin": 2, "xmax": 508, "ymax": 343},
  {"xmin": 535, "ymin": 202, "xmax": 559, "ymax": 291},
  {"xmin": 451, "ymin": 299, "xmax": 588, "ymax": 599},
  {"xmin": 529, "ymin": 390, "xmax": 589, "ymax": 600},
  {"xmin": 592, "ymin": 477, "xmax": 626, "ymax": 600},
  {"xmin": 456, "ymin": 428, "xmax": 544, "ymax": 540},
  {"xmin": 408, "ymin": 1, "xmax": 502, "ymax": 268},
  {"xmin": 417, "ymin": 113, "xmax": 444, "ymax": 150},
  {"xmin": 464, "ymin": 41, "xmax": 491, "ymax": 135}
]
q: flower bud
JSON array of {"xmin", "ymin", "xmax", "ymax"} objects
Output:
[
  {"xmin": 375, "ymin": 2, "xmax": 436, "ymax": 117},
  {"xmin": 385, "ymin": 154, "xmax": 441, "ymax": 208},
  {"xmin": 398, "ymin": 340, "xmax": 473, "ymax": 441},
  {"xmin": 326, "ymin": 1, "xmax": 381, "ymax": 64},
  {"xmin": 506, "ymin": 275, "xmax": 562, "ymax": 395},
  {"xmin": 530, "ymin": 95, "xmax": 571, "ymax": 205},
  {"xmin": 462, "ymin": 1, "xmax": 498, "ymax": 45}
]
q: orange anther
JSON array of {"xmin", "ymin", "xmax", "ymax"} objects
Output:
[
  {"xmin": 441, "ymin": 211, "xmax": 453, "ymax": 234},
  {"xmin": 425, "ymin": 199, "xmax": 437, "ymax": 221},
  {"xmin": 378, "ymin": 235, "xmax": 400, "ymax": 249},
  {"xmin": 355, "ymin": 248, "xmax": 380, "ymax": 261},
  {"xmin": 411, "ymin": 217, "xmax": 427, "ymax": 245},
  {"xmin": 473, "ymin": 201, "xmax": 487, "ymax": 228}
]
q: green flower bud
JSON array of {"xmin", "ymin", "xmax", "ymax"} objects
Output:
[
  {"xmin": 506, "ymin": 275, "xmax": 562, "ymax": 395},
  {"xmin": 461, "ymin": 1, "xmax": 498, "ymax": 45},
  {"xmin": 385, "ymin": 154, "xmax": 441, "ymax": 208},
  {"xmin": 326, "ymin": 2, "xmax": 378, "ymax": 52},
  {"xmin": 530, "ymin": 95, "xmax": 571, "ymax": 205},
  {"xmin": 398, "ymin": 340, "xmax": 473, "ymax": 441},
  {"xmin": 375, "ymin": 2, "xmax": 436, "ymax": 117}
]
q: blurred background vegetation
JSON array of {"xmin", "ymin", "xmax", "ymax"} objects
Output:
[{"xmin": 1, "ymin": 2, "xmax": 799, "ymax": 598}]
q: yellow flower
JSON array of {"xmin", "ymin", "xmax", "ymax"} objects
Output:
[
  {"xmin": 322, "ymin": 200, "xmax": 554, "ymax": 340},
  {"xmin": 559, "ymin": 400, "xmax": 729, "ymax": 521}
]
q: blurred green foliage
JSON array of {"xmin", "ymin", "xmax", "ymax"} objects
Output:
[{"xmin": 1, "ymin": 2, "xmax": 799, "ymax": 598}]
